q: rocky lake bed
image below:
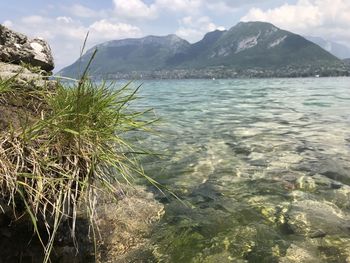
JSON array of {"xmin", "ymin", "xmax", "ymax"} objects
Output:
[{"xmin": 134, "ymin": 78, "xmax": 350, "ymax": 262}]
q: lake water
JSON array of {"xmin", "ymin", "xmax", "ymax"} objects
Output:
[{"xmin": 133, "ymin": 78, "xmax": 350, "ymax": 262}]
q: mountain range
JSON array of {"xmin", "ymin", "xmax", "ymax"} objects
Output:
[
  {"xmin": 59, "ymin": 21, "xmax": 349, "ymax": 79},
  {"xmin": 305, "ymin": 36, "xmax": 350, "ymax": 60}
]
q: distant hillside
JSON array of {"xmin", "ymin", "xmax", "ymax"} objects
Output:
[
  {"xmin": 69, "ymin": 34, "xmax": 190, "ymax": 76},
  {"xmin": 306, "ymin": 36, "xmax": 350, "ymax": 59},
  {"xmin": 59, "ymin": 21, "xmax": 349, "ymax": 79},
  {"xmin": 343, "ymin": 58, "xmax": 350, "ymax": 66}
]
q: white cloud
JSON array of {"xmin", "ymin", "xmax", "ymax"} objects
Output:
[
  {"xmin": 241, "ymin": 1, "xmax": 322, "ymax": 32},
  {"xmin": 154, "ymin": 0, "xmax": 264, "ymax": 14},
  {"xmin": 21, "ymin": 15, "xmax": 46, "ymax": 24},
  {"xmin": 68, "ymin": 4, "xmax": 104, "ymax": 18},
  {"xmin": 89, "ymin": 19, "xmax": 141, "ymax": 39},
  {"xmin": 111, "ymin": 0, "xmax": 265, "ymax": 18},
  {"xmin": 155, "ymin": 0, "xmax": 202, "ymax": 13},
  {"xmin": 176, "ymin": 16, "xmax": 224, "ymax": 42},
  {"xmin": 3, "ymin": 20, "xmax": 13, "ymax": 28},
  {"xmin": 241, "ymin": 0, "xmax": 350, "ymax": 45},
  {"xmin": 56, "ymin": 16, "xmax": 74, "ymax": 24},
  {"xmin": 205, "ymin": 1, "xmax": 237, "ymax": 13},
  {"xmin": 4, "ymin": 16, "xmax": 143, "ymax": 71},
  {"xmin": 113, "ymin": 0, "xmax": 157, "ymax": 19}
]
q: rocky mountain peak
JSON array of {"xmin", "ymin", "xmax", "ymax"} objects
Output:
[
  {"xmin": 202, "ymin": 30, "xmax": 226, "ymax": 42},
  {"xmin": 141, "ymin": 34, "xmax": 190, "ymax": 47},
  {"xmin": 59, "ymin": 21, "xmax": 347, "ymax": 79},
  {"xmin": 235, "ymin": 21, "xmax": 279, "ymax": 30}
]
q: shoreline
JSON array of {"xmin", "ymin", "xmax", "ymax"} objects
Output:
[{"xmin": 59, "ymin": 69, "xmax": 350, "ymax": 81}]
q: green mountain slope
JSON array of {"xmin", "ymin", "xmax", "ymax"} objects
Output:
[
  {"xmin": 59, "ymin": 21, "xmax": 347, "ymax": 78},
  {"xmin": 343, "ymin": 58, "xmax": 350, "ymax": 65},
  {"xmin": 305, "ymin": 36, "xmax": 350, "ymax": 59},
  {"xmin": 176, "ymin": 22, "xmax": 341, "ymax": 69},
  {"xmin": 61, "ymin": 34, "xmax": 190, "ymax": 77}
]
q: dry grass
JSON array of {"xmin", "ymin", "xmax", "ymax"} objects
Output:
[{"xmin": 0, "ymin": 74, "xmax": 157, "ymax": 262}]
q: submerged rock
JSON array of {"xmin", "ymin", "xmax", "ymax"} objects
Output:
[
  {"xmin": 0, "ymin": 25, "xmax": 54, "ymax": 72},
  {"xmin": 194, "ymin": 251, "xmax": 243, "ymax": 263},
  {"xmin": 296, "ymin": 158, "xmax": 350, "ymax": 186},
  {"xmin": 309, "ymin": 229, "xmax": 327, "ymax": 239},
  {"xmin": 286, "ymin": 200, "xmax": 350, "ymax": 236},
  {"xmin": 321, "ymin": 236, "xmax": 350, "ymax": 262},
  {"xmin": 96, "ymin": 185, "xmax": 164, "ymax": 263},
  {"xmin": 0, "ymin": 185, "xmax": 164, "ymax": 263},
  {"xmin": 279, "ymin": 243, "xmax": 320, "ymax": 263}
]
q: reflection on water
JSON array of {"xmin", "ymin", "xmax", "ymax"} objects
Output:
[{"xmin": 134, "ymin": 78, "xmax": 350, "ymax": 262}]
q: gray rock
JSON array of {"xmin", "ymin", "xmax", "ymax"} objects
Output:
[
  {"xmin": 296, "ymin": 158, "xmax": 350, "ymax": 185},
  {"xmin": 286, "ymin": 200, "xmax": 350, "ymax": 236},
  {"xmin": 0, "ymin": 186, "xmax": 164, "ymax": 263},
  {"xmin": 0, "ymin": 62, "xmax": 56, "ymax": 90},
  {"xmin": 279, "ymin": 243, "xmax": 320, "ymax": 263},
  {"xmin": 0, "ymin": 25, "xmax": 54, "ymax": 72},
  {"xmin": 0, "ymin": 62, "xmax": 56, "ymax": 131},
  {"xmin": 95, "ymin": 185, "xmax": 164, "ymax": 262},
  {"xmin": 0, "ymin": 62, "xmax": 42, "ymax": 83},
  {"xmin": 309, "ymin": 229, "xmax": 327, "ymax": 239}
]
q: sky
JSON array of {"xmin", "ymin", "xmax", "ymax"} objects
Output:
[{"xmin": 1, "ymin": 0, "xmax": 350, "ymax": 71}]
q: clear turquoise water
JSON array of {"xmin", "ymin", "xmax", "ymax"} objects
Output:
[{"xmin": 134, "ymin": 78, "xmax": 350, "ymax": 262}]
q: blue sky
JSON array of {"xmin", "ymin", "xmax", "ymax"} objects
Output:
[{"xmin": 2, "ymin": 0, "xmax": 349, "ymax": 71}]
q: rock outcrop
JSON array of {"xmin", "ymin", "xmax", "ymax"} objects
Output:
[
  {"xmin": 0, "ymin": 62, "xmax": 55, "ymax": 131},
  {"xmin": 0, "ymin": 25, "xmax": 56, "ymax": 131},
  {"xmin": 0, "ymin": 62, "xmax": 53, "ymax": 87},
  {"xmin": 0, "ymin": 25, "xmax": 54, "ymax": 72},
  {"xmin": 0, "ymin": 24, "xmax": 56, "ymax": 132}
]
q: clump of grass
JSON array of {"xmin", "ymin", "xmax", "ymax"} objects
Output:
[
  {"xmin": 20, "ymin": 61, "xmax": 45, "ymax": 75},
  {"xmin": 0, "ymin": 75, "xmax": 16, "ymax": 94},
  {"xmin": 0, "ymin": 71, "xmax": 156, "ymax": 261}
]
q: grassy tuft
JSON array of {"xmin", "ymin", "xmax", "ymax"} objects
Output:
[
  {"xmin": 0, "ymin": 75, "xmax": 16, "ymax": 94},
  {"xmin": 0, "ymin": 75, "xmax": 156, "ymax": 262},
  {"xmin": 20, "ymin": 61, "xmax": 45, "ymax": 74}
]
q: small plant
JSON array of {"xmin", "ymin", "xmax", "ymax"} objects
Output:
[
  {"xmin": 0, "ymin": 74, "xmax": 16, "ymax": 94},
  {"xmin": 20, "ymin": 61, "xmax": 45, "ymax": 74}
]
